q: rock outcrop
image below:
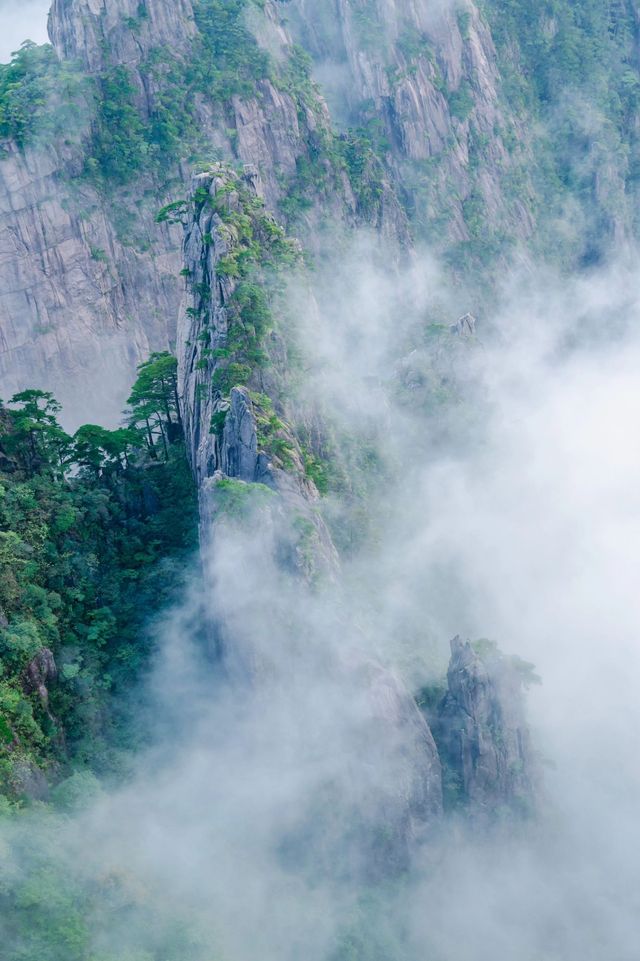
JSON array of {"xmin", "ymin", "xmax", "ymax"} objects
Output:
[
  {"xmin": 23, "ymin": 647, "xmax": 66, "ymax": 754},
  {"xmin": 434, "ymin": 636, "xmax": 538, "ymax": 816},
  {"xmin": 23, "ymin": 648, "xmax": 58, "ymax": 711},
  {"xmin": 175, "ymin": 165, "xmax": 446, "ymax": 876},
  {"xmin": 177, "ymin": 165, "xmax": 338, "ymax": 580},
  {"xmin": 349, "ymin": 652, "xmax": 444, "ymax": 874},
  {"xmin": 284, "ymin": 650, "xmax": 444, "ymax": 882},
  {"xmin": 2, "ymin": 0, "xmax": 639, "ymax": 413}
]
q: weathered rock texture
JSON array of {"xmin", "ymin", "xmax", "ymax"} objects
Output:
[
  {"xmin": 49, "ymin": 0, "xmax": 197, "ymax": 71},
  {"xmin": 176, "ymin": 165, "xmax": 445, "ymax": 875},
  {"xmin": 175, "ymin": 165, "xmax": 538, "ymax": 871},
  {"xmin": 1, "ymin": 0, "xmax": 364, "ymax": 418},
  {"xmin": 347, "ymin": 651, "xmax": 444, "ymax": 875},
  {"xmin": 0, "ymin": 1, "xmax": 542, "ymax": 847},
  {"xmin": 2, "ymin": 0, "xmax": 639, "ymax": 414},
  {"xmin": 0, "ymin": 141, "xmax": 181, "ymax": 424},
  {"xmin": 434, "ymin": 636, "xmax": 537, "ymax": 815},
  {"xmin": 288, "ymin": 0, "xmax": 534, "ymax": 245},
  {"xmin": 177, "ymin": 165, "xmax": 338, "ymax": 579},
  {"xmin": 284, "ymin": 649, "xmax": 445, "ymax": 881},
  {"xmin": 23, "ymin": 648, "xmax": 58, "ymax": 711}
]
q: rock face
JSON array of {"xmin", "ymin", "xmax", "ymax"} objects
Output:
[
  {"xmin": 0, "ymin": 0, "xmax": 541, "ymax": 847},
  {"xmin": 434, "ymin": 637, "xmax": 537, "ymax": 815},
  {"xmin": 175, "ymin": 165, "xmax": 445, "ymax": 875},
  {"xmin": 0, "ymin": 141, "xmax": 182, "ymax": 424},
  {"xmin": 23, "ymin": 648, "xmax": 58, "ymax": 711},
  {"xmin": 285, "ymin": 650, "xmax": 444, "ymax": 882},
  {"xmin": 23, "ymin": 648, "xmax": 65, "ymax": 754},
  {"xmin": 2, "ymin": 0, "xmax": 394, "ymax": 417},
  {"xmin": 175, "ymin": 169, "xmax": 538, "ymax": 870},
  {"xmin": 49, "ymin": 0, "xmax": 197, "ymax": 71},
  {"xmin": 3, "ymin": 0, "xmax": 636, "ymax": 412},
  {"xmin": 287, "ymin": 0, "xmax": 533, "ymax": 245},
  {"xmin": 351, "ymin": 652, "xmax": 444, "ymax": 875},
  {"xmin": 177, "ymin": 165, "xmax": 339, "ymax": 580},
  {"xmin": 177, "ymin": 169, "xmax": 285, "ymax": 489}
]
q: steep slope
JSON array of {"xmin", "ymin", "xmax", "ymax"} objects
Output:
[
  {"xmin": 172, "ymin": 164, "xmax": 538, "ymax": 876},
  {"xmin": 48, "ymin": 0, "xmax": 198, "ymax": 69},
  {"xmin": 287, "ymin": 0, "xmax": 534, "ymax": 259},
  {"xmin": 434, "ymin": 637, "xmax": 539, "ymax": 815},
  {"xmin": 3, "ymin": 0, "xmax": 639, "ymax": 412},
  {"xmin": 175, "ymin": 165, "xmax": 444, "ymax": 872},
  {"xmin": 0, "ymin": 139, "xmax": 182, "ymax": 425},
  {"xmin": 0, "ymin": 387, "xmax": 198, "ymax": 799},
  {"xmin": 0, "ymin": 0, "xmax": 385, "ymax": 418},
  {"xmin": 288, "ymin": 0, "xmax": 640, "ymax": 266}
]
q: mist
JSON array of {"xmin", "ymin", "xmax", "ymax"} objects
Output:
[
  {"xmin": 3, "ymin": 238, "xmax": 640, "ymax": 959},
  {"xmin": 0, "ymin": 0, "xmax": 50, "ymax": 61},
  {"xmin": 1, "ymin": 0, "xmax": 639, "ymax": 955}
]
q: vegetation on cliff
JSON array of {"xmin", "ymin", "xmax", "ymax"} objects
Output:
[
  {"xmin": 483, "ymin": 0, "xmax": 640, "ymax": 261},
  {"xmin": 0, "ymin": 354, "xmax": 197, "ymax": 801}
]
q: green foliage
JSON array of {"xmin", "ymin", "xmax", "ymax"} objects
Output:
[
  {"xmin": 472, "ymin": 638, "xmax": 542, "ymax": 687},
  {"xmin": 210, "ymin": 362, "xmax": 253, "ymax": 395},
  {"xmin": 339, "ymin": 123, "xmax": 386, "ymax": 217},
  {"xmin": 273, "ymin": 46, "xmax": 388, "ymax": 225},
  {"xmin": 0, "ymin": 365, "xmax": 197, "ymax": 799},
  {"xmin": 72, "ymin": 425, "xmax": 139, "ymax": 477},
  {"xmin": 0, "ymin": 42, "xmax": 87, "ymax": 149},
  {"xmin": 302, "ymin": 450, "xmax": 330, "ymax": 495},
  {"xmin": 482, "ymin": 0, "xmax": 640, "ymax": 260},
  {"xmin": 0, "ymin": 42, "xmax": 56, "ymax": 146},
  {"xmin": 85, "ymin": 66, "xmax": 148, "ymax": 183},
  {"xmin": 250, "ymin": 392, "xmax": 296, "ymax": 469},
  {"xmin": 447, "ymin": 80, "xmax": 474, "ymax": 122},
  {"xmin": 190, "ymin": 0, "xmax": 272, "ymax": 101},
  {"xmin": 186, "ymin": 173, "xmax": 302, "ymax": 406},
  {"xmin": 155, "ymin": 200, "xmax": 191, "ymax": 225},
  {"xmin": 225, "ymin": 282, "xmax": 273, "ymax": 367},
  {"xmin": 1, "ymin": 391, "xmax": 70, "ymax": 479},
  {"xmin": 213, "ymin": 476, "xmax": 275, "ymax": 520},
  {"xmin": 351, "ymin": 1, "xmax": 388, "ymax": 54},
  {"xmin": 84, "ymin": 0, "xmax": 275, "ymax": 187},
  {"xmin": 457, "ymin": 10, "xmax": 472, "ymax": 41},
  {"xmin": 127, "ymin": 351, "xmax": 183, "ymax": 455},
  {"xmin": 0, "ymin": 805, "xmax": 218, "ymax": 961}
]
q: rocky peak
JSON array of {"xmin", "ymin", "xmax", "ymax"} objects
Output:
[
  {"xmin": 48, "ymin": 0, "xmax": 197, "ymax": 71},
  {"xmin": 176, "ymin": 166, "xmax": 339, "ymax": 575},
  {"xmin": 434, "ymin": 636, "xmax": 538, "ymax": 816},
  {"xmin": 287, "ymin": 0, "xmax": 530, "ymax": 248}
]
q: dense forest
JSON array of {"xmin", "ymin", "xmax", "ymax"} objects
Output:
[{"xmin": 0, "ymin": 353, "xmax": 197, "ymax": 798}]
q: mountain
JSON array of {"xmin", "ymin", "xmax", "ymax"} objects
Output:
[
  {"xmin": 2, "ymin": 0, "xmax": 639, "ymax": 419},
  {"xmin": 0, "ymin": 3, "xmax": 639, "ymax": 960}
]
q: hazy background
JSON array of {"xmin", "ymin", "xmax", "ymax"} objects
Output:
[
  {"xmin": 0, "ymin": 0, "xmax": 49, "ymax": 61},
  {"xmin": 5, "ymin": 245, "xmax": 639, "ymax": 960}
]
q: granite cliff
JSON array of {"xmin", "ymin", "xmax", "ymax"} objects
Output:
[{"xmin": 4, "ymin": 0, "xmax": 638, "ymax": 415}]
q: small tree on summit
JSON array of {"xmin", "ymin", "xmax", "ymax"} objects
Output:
[
  {"xmin": 126, "ymin": 352, "xmax": 182, "ymax": 459},
  {"xmin": 72, "ymin": 424, "xmax": 140, "ymax": 478},
  {"xmin": 2, "ymin": 390, "xmax": 71, "ymax": 477}
]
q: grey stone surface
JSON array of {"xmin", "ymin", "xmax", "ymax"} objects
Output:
[{"xmin": 434, "ymin": 636, "xmax": 538, "ymax": 815}]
